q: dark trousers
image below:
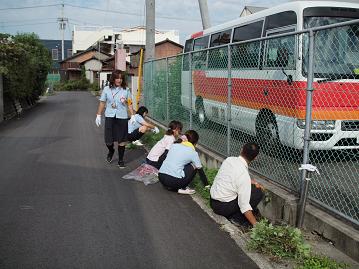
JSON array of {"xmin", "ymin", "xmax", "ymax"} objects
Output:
[
  {"xmin": 145, "ymin": 150, "xmax": 169, "ymax": 170},
  {"xmin": 210, "ymin": 185, "xmax": 264, "ymax": 224},
  {"xmin": 158, "ymin": 164, "xmax": 196, "ymax": 191}
]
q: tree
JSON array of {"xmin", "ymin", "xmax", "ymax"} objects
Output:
[{"xmin": 0, "ymin": 32, "xmax": 52, "ymax": 100}]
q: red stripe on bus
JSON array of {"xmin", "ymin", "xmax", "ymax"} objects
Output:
[
  {"xmin": 192, "ymin": 70, "xmax": 359, "ymax": 120},
  {"xmin": 191, "ymin": 31, "xmax": 203, "ymax": 39}
]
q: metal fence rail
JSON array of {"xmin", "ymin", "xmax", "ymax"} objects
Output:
[{"xmin": 143, "ymin": 20, "xmax": 359, "ymax": 226}]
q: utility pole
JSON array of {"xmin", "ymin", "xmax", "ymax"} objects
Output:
[
  {"xmin": 57, "ymin": 3, "xmax": 68, "ymax": 61},
  {"xmin": 198, "ymin": 0, "xmax": 211, "ymax": 30},
  {"xmin": 145, "ymin": 0, "xmax": 155, "ymax": 62}
]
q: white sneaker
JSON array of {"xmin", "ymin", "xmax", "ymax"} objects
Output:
[
  {"xmin": 178, "ymin": 187, "xmax": 196, "ymax": 195},
  {"xmin": 132, "ymin": 140, "xmax": 143, "ymax": 146}
]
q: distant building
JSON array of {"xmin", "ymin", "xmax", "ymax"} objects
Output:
[
  {"xmin": 60, "ymin": 47, "xmax": 110, "ymax": 84},
  {"xmin": 130, "ymin": 38, "xmax": 183, "ymax": 75},
  {"xmin": 40, "ymin": 39, "xmax": 72, "ymax": 73},
  {"xmin": 72, "ymin": 25, "xmax": 180, "ymax": 61},
  {"xmin": 240, "ymin": 6, "xmax": 267, "ymax": 17},
  {"xmin": 129, "ymin": 39, "xmax": 183, "ymax": 107}
]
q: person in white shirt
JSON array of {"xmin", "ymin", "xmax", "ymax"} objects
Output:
[
  {"xmin": 127, "ymin": 106, "xmax": 159, "ymax": 142},
  {"xmin": 210, "ymin": 143, "xmax": 264, "ymax": 227},
  {"xmin": 146, "ymin": 120, "xmax": 183, "ymax": 169}
]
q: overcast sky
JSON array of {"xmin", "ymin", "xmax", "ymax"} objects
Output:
[{"xmin": 0, "ymin": 0, "xmax": 290, "ymax": 44}]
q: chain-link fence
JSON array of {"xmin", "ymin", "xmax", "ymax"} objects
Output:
[{"xmin": 143, "ymin": 20, "xmax": 359, "ymax": 226}]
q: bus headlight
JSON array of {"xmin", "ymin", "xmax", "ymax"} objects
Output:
[{"xmin": 296, "ymin": 120, "xmax": 335, "ymax": 130}]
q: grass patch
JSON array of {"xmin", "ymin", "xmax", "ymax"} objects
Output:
[
  {"xmin": 297, "ymin": 255, "xmax": 348, "ymax": 269},
  {"xmin": 191, "ymin": 167, "xmax": 218, "ymax": 205},
  {"xmin": 248, "ymin": 219, "xmax": 311, "ymax": 261},
  {"xmin": 141, "ymin": 129, "xmax": 165, "ymax": 148},
  {"xmin": 248, "ymin": 220, "xmax": 348, "ymax": 269}
]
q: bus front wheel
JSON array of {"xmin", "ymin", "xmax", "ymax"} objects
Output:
[
  {"xmin": 195, "ymin": 98, "xmax": 208, "ymax": 127},
  {"xmin": 255, "ymin": 111, "xmax": 280, "ymax": 150}
]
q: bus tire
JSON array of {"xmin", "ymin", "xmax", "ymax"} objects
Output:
[
  {"xmin": 255, "ymin": 111, "xmax": 280, "ymax": 150},
  {"xmin": 195, "ymin": 97, "xmax": 208, "ymax": 127}
]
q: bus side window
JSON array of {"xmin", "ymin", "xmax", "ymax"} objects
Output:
[
  {"xmin": 264, "ymin": 29, "xmax": 296, "ymax": 69},
  {"xmin": 192, "ymin": 36, "xmax": 209, "ymax": 70},
  {"xmin": 208, "ymin": 29, "xmax": 232, "ymax": 69},
  {"xmin": 183, "ymin": 39, "xmax": 193, "ymax": 71},
  {"xmin": 232, "ymin": 20, "xmax": 264, "ymax": 69}
]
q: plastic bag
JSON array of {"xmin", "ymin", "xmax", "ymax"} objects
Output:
[{"xmin": 122, "ymin": 163, "xmax": 159, "ymax": 185}]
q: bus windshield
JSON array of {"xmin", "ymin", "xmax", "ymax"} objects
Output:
[{"xmin": 303, "ymin": 16, "xmax": 359, "ymax": 79}]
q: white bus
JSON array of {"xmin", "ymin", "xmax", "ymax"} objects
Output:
[{"xmin": 181, "ymin": 1, "xmax": 359, "ymax": 150}]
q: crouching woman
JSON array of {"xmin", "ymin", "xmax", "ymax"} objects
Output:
[
  {"xmin": 127, "ymin": 106, "xmax": 159, "ymax": 142},
  {"xmin": 158, "ymin": 130, "xmax": 210, "ymax": 195}
]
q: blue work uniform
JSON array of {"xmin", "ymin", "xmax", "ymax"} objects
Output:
[{"xmin": 100, "ymin": 86, "xmax": 132, "ymax": 119}]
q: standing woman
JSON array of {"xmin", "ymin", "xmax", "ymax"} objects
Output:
[{"xmin": 95, "ymin": 70, "xmax": 134, "ymax": 168}]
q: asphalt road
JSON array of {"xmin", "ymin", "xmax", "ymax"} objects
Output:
[{"xmin": 0, "ymin": 92, "xmax": 258, "ymax": 269}]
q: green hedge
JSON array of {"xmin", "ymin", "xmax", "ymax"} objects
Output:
[{"xmin": 0, "ymin": 33, "xmax": 52, "ymax": 100}]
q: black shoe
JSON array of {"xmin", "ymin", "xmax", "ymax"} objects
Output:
[
  {"xmin": 107, "ymin": 151, "xmax": 114, "ymax": 163},
  {"xmin": 117, "ymin": 161, "xmax": 126, "ymax": 169}
]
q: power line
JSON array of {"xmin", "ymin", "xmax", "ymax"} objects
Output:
[
  {"xmin": 0, "ymin": 4, "xmax": 60, "ymax": 11},
  {"xmin": 0, "ymin": 18, "xmax": 58, "ymax": 24},
  {"xmin": 2, "ymin": 22, "xmax": 58, "ymax": 27},
  {"xmin": 65, "ymin": 3, "xmax": 202, "ymax": 22}
]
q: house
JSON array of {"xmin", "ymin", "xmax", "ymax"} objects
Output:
[
  {"xmin": 130, "ymin": 39, "xmax": 183, "ymax": 76},
  {"xmin": 129, "ymin": 39, "xmax": 183, "ymax": 107},
  {"xmin": 100, "ymin": 54, "xmax": 134, "ymax": 91},
  {"xmin": 60, "ymin": 47, "xmax": 110, "ymax": 83}
]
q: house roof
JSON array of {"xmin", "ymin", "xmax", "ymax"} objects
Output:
[
  {"xmin": 60, "ymin": 47, "xmax": 111, "ymax": 63},
  {"xmin": 155, "ymin": 38, "xmax": 183, "ymax": 48},
  {"xmin": 130, "ymin": 38, "xmax": 183, "ymax": 56}
]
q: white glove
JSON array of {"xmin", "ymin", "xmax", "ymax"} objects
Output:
[
  {"xmin": 152, "ymin": 126, "xmax": 159, "ymax": 134},
  {"xmin": 129, "ymin": 115, "xmax": 136, "ymax": 125},
  {"xmin": 95, "ymin": 114, "xmax": 101, "ymax": 127}
]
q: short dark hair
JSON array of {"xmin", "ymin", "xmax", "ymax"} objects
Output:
[
  {"xmin": 241, "ymin": 143, "xmax": 260, "ymax": 162},
  {"xmin": 166, "ymin": 120, "xmax": 183, "ymax": 135},
  {"xmin": 109, "ymin": 70, "xmax": 127, "ymax": 88},
  {"xmin": 136, "ymin": 106, "xmax": 148, "ymax": 117},
  {"xmin": 184, "ymin": 130, "xmax": 199, "ymax": 145}
]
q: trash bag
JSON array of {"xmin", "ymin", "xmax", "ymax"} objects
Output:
[{"xmin": 122, "ymin": 163, "xmax": 159, "ymax": 185}]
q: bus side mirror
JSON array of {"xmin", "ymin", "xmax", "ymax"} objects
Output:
[
  {"xmin": 281, "ymin": 68, "xmax": 293, "ymax": 85},
  {"xmin": 287, "ymin": 75, "xmax": 293, "ymax": 85}
]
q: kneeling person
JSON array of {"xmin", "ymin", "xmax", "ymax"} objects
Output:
[
  {"xmin": 128, "ymin": 106, "xmax": 159, "ymax": 142},
  {"xmin": 158, "ymin": 130, "xmax": 209, "ymax": 195},
  {"xmin": 210, "ymin": 143, "xmax": 264, "ymax": 227}
]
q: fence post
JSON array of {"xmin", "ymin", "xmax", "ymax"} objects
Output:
[
  {"xmin": 297, "ymin": 30, "xmax": 315, "ymax": 228},
  {"xmin": 0, "ymin": 74, "xmax": 3, "ymax": 123},
  {"xmin": 150, "ymin": 60, "xmax": 154, "ymax": 110},
  {"xmin": 189, "ymin": 52, "xmax": 193, "ymax": 129},
  {"xmin": 166, "ymin": 57, "xmax": 169, "ymax": 121},
  {"xmin": 227, "ymin": 45, "xmax": 232, "ymax": 156}
]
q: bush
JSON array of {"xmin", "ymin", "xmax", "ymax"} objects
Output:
[{"xmin": 54, "ymin": 78, "xmax": 90, "ymax": 91}]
